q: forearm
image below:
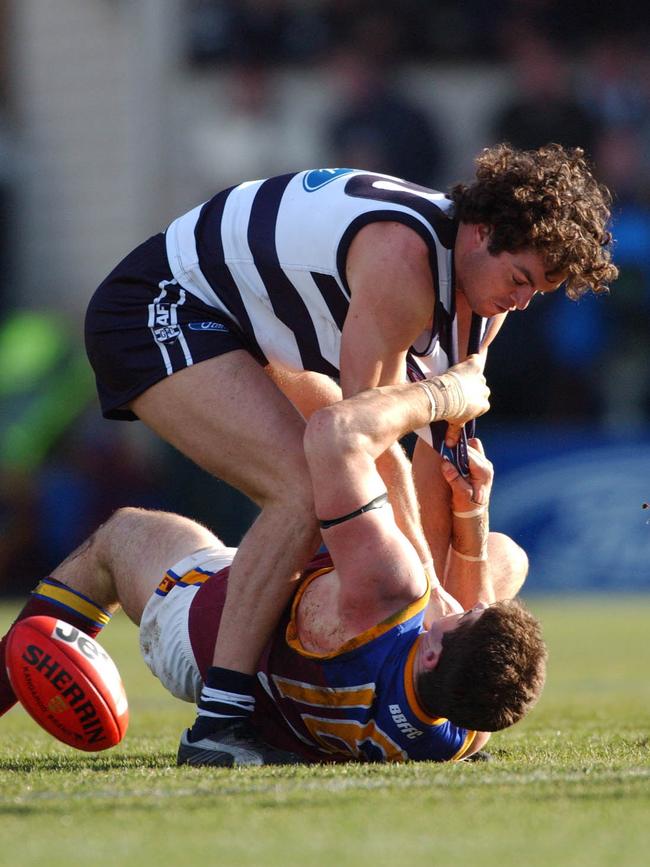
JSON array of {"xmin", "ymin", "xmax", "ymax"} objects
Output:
[{"xmin": 444, "ymin": 507, "xmax": 495, "ymax": 608}]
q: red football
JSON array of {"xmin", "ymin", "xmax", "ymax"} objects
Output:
[{"xmin": 5, "ymin": 616, "xmax": 129, "ymax": 751}]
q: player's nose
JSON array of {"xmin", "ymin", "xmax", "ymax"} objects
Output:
[{"xmin": 511, "ymin": 286, "xmax": 536, "ymax": 310}]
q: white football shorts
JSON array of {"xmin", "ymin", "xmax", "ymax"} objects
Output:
[{"xmin": 139, "ymin": 545, "xmax": 237, "ymax": 703}]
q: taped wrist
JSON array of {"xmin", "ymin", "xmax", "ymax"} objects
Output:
[
  {"xmin": 451, "ymin": 548, "xmax": 488, "ymax": 563},
  {"xmin": 452, "ymin": 505, "xmax": 487, "ymax": 518},
  {"xmin": 417, "ymin": 372, "xmax": 467, "ymax": 422}
]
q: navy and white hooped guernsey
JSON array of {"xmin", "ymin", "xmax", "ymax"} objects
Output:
[{"xmin": 165, "ymin": 169, "xmax": 485, "ymax": 390}]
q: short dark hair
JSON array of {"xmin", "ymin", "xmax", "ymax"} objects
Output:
[
  {"xmin": 450, "ymin": 143, "xmax": 618, "ymax": 299},
  {"xmin": 417, "ymin": 600, "xmax": 547, "ymax": 731}
]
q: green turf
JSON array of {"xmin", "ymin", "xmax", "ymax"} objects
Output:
[{"xmin": 1, "ymin": 597, "xmax": 649, "ymax": 867}]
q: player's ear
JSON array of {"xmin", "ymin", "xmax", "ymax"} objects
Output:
[
  {"xmin": 421, "ymin": 643, "xmax": 442, "ymax": 672},
  {"xmin": 465, "ymin": 223, "xmax": 490, "ymax": 251}
]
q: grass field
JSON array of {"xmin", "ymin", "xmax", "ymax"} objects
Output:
[{"xmin": 1, "ymin": 596, "xmax": 649, "ymax": 867}]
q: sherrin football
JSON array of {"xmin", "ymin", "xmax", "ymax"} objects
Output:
[{"xmin": 5, "ymin": 616, "xmax": 128, "ymax": 751}]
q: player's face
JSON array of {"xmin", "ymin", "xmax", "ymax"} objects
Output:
[
  {"xmin": 456, "ymin": 230, "xmax": 565, "ymax": 317},
  {"xmin": 428, "ymin": 603, "xmax": 487, "ymax": 647}
]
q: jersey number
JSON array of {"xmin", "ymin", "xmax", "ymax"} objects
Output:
[{"xmin": 273, "ymin": 676, "xmax": 406, "ymax": 761}]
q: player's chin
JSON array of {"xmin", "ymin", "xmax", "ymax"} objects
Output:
[{"xmin": 468, "ymin": 297, "xmax": 500, "ymax": 317}]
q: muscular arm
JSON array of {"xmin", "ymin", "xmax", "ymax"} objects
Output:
[
  {"xmin": 264, "ymin": 367, "xmax": 427, "ymax": 560},
  {"xmin": 412, "ymin": 443, "xmax": 452, "ymax": 579},
  {"xmin": 304, "ymin": 385, "xmax": 436, "ymax": 630},
  {"xmin": 303, "ymin": 359, "xmax": 489, "ymax": 631},
  {"xmin": 341, "ymin": 222, "xmax": 436, "ymax": 564},
  {"xmin": 341, "ymin": 222, "xmax": 433, "ymax": 396}
]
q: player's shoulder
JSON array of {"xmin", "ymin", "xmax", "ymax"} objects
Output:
[
  {"xmin": 292, "ymin": 564, "xmax": 428, "ymax": 658},
  {"xmin": 353, "ymin": 219, "xmax": 430, "ymax": 258},
  {"xmin": 298, "ymin": 168, "xmax": 358, "ymax": 193}
]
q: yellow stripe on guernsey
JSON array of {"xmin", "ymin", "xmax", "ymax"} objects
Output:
[
  {"xmin": 286, "ymin": 567, "xmax": 431, "ymax": 660},
  {"xmin": 155, "ymin": 568, "xmax": 211, "ymax": 596},
  {"xmin": 301, "ymin": 714, "xmax": 407, "ymax": 762},
  {"xmin": 451, "ymin": 729, "xmax": 478, "ymax": 761},
  {"xmin": 33, "ymin": 581, "xmax": 111, "ymax": 626},
  {"xmin": 273, "ymin": 676, "xmax": 375, "ymax": 709},
  {"xmin": 272, "ymin": 675, "xmax": 406, "ymax": 761},
  {"xmin": 403, "ymin": 636, "xmax": 477, "ymax": 762}
]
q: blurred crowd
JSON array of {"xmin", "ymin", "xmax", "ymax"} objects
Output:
[
  {"xmin": 183, "ymin": 0, "xmax": 650, "ymax": 429},
  {"xmin": 185, "ymin": 0, "xmax": 650, "ymax": 66},
  {"xmin": 1, "ymin": 0, "xmax": 650, "ymax": 593}
]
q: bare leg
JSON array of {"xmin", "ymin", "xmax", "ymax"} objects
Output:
[
  {"xmin": 484, "ymin": 531, "xmax": 529, "ymax": 601},
  {"xmin": 412, "ymin": 440, "xmax": 452, "ymax": 578},
  {"xmin": 130, "ymin": 351, "xmax": 321, "ymax": 674},
  {"xmin": 52, "ymin": 507, "xmax": 222, "ymax": 624},
  {"xmin": 0, "ymin": 507, "xmax": 219, "ymax": 718}
]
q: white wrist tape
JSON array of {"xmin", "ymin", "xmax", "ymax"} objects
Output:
[
  {"xmin": 416, "ymin": 380, "xmax": 438, "ymax": 421},
  {"xmin": 416, "ymin": 374, "xmax": 467, "ymax": 423},
  {"xmin": 452, "ymin": 506, "xmax": 487, "ymax": 518},
  {"xmin": 451, "ymin": 548, "xmax": 488, "ymax": 562}
]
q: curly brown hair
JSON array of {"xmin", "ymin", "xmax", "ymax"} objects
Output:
[
  {"xmin": 416, "ymin": 599, "xmax": 547, "ymax": 732},
  {"xmin": 450, "ymin": 143, "xmax": 618, "ymax": 298}
]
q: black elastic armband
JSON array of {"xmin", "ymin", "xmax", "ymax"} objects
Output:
[{"xmin": 319, "ymin": 493, "xmax": 389, "ymax": 529}]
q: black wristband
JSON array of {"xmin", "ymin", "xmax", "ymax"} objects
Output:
[{"xmin": 319, "ymin": 493, "xmax": 389, "ymax": 529}]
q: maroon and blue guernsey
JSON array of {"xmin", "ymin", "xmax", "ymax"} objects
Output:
[{"xmin": 187, "ymin": 553, "xmax": 476, "ymax": 763}]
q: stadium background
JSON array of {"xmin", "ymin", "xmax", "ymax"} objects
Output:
[{"xmin": 0, "ymin": 0, "xmax": 648, "ymax": 596}]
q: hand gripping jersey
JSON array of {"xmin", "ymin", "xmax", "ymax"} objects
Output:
[
  {"xmin": 187, "ymin": 553, "xmax": 476, "ymax": 763},
  {"xmin": 165, "ymin": 169, "xmax": 487, "ymax": 399}
]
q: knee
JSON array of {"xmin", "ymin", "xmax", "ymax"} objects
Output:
[
  {"xmin": 98, "ymin": 506, "xmax": 149, "ymax": 538},
  {"xmin": 488, "ymin": 532, "xmax": 529, "ymax": 597},
  {"xmin": 93, "ymin": 506, "xmax": 149, "ymax": 560},
  {"xmin": 508, "ymin": 538, "xmax": 529, "ymax": 593}
]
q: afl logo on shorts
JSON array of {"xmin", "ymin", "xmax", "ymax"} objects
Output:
[
  {"xmin": 303, "ymin": 168, "xmax": 353, "ymax": 192},
  {"xmin": 153, "ymin": 324, "xmax": 181, "ymax": 345},
  {"xmin": 150, "ymin": 289, "xmax": 183, "ymax": 346}
]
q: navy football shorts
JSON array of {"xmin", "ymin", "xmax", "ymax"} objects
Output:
[{"xmin": 85, "ymin": 233, "xmax": 253, "ymax": 421}]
